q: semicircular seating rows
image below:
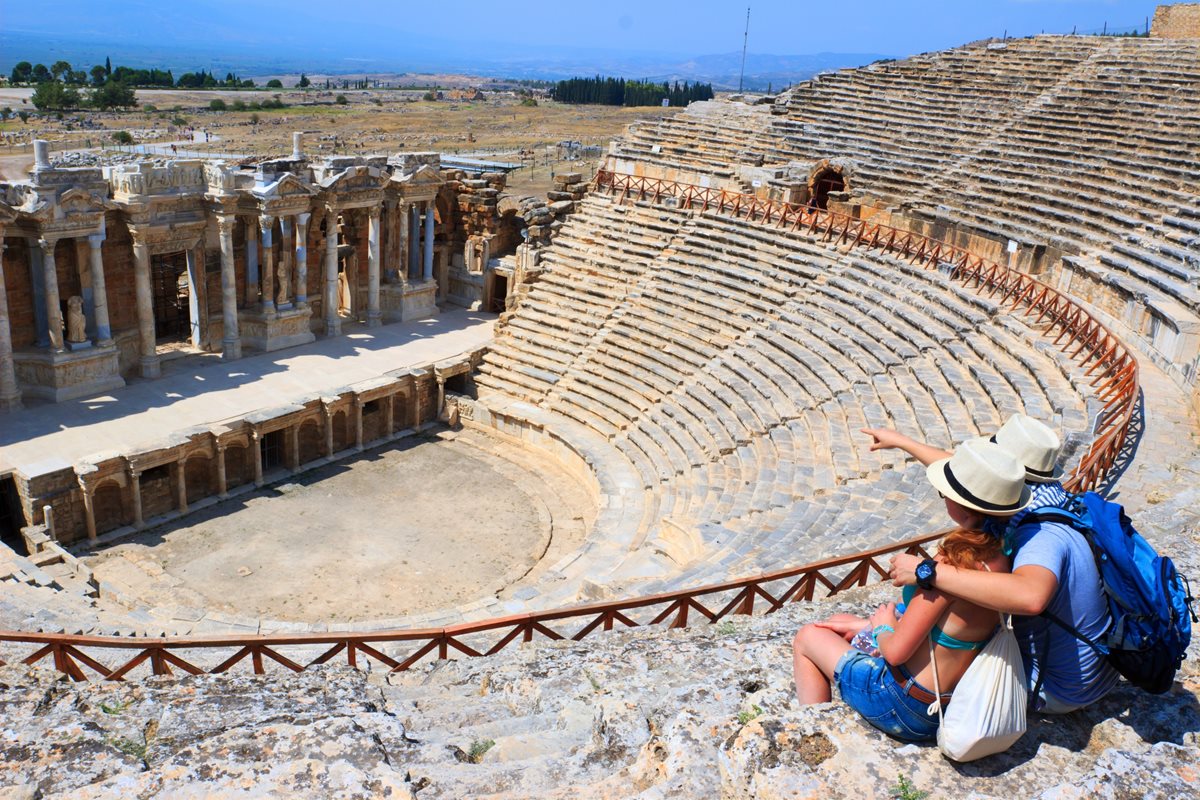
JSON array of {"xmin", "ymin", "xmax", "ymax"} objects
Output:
[
  {"xmin": 611, "ymin": 36, "xmax": 1200, "ymax": 386},
  {"xmin": 473, "ymin": 190, "xmax": 1096, "ymax": 599}
]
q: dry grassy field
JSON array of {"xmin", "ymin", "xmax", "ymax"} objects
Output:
[{"xmin": 0, "ymin": 86, "xmax": 682, "ymax": 192}]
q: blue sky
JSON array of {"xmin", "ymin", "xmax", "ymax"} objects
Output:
[{"xmin": 1, "ymin": 0, "xmax": 1164, "ymax": 64}]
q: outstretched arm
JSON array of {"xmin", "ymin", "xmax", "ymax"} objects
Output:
[
  {"xmin": 889, "ymin": 553, "xmax": 1057, "ymax": 616},
  {"xmin": 860, "ymin": 428, "xmax": 952, "ymax": 466}
]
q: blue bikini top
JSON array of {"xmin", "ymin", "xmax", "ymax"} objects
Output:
[{"xmin": 901, "ymin": 585, "xmax": 990, "ymax": 652}]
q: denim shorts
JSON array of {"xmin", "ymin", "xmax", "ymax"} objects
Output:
[{"xmin": 834, "ymin": 650, "xmax": 940, "ymax": 742}]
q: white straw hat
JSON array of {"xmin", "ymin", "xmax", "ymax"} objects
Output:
[
  {"xmin": 990, "ymin": 413, "xmax": 1064, "ymax": 484},
  {"xmin": 927, "ymin": 438, "xmax": 1032, "ymax": 517}
]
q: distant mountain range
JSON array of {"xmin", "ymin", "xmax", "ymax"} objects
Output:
[{"xmin": 1, "ymin": 29, "xmax": 890, "ymax": 90}]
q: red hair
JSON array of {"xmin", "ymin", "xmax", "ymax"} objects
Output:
[{"xmin": 938, "ymin": 527, "xmax": 1003, "ymax": 569}]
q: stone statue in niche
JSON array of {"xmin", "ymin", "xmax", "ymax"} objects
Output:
[
  {"xmin": 277, "ymin": 259, "xmax": 290, "ymax": 307},
  {"xmin": 66, "ymin": 296, "xmax": 87, "ymax": 343}
]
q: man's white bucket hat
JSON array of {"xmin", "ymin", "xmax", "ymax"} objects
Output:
[
  {"xmin": 991, "ymin": 413, "xmax": 1065, "ymax": 484},
  {"xmin": 927, "ymin": 438, "xmax": 1032, "ymax": 517}
]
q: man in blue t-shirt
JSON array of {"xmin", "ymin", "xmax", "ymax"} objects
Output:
[{"xmin": 866, "ymin": 414, "xmax": 1119, "ymax": 712}]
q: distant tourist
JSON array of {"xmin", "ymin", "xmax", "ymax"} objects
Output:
[
  {"xmin": 792, "ymin": 439, "xmax": 1022, "ymax": 741},
  {"xmin": 869, "ymin": 415, "xmax": 1119, "ymax": 713}
]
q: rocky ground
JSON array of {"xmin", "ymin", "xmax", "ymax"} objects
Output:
[{"xmin": 3, "ymin": 488, "xmax": 1197, "ymax": 799}]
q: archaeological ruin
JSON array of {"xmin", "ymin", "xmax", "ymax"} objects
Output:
[{"xmin": 2, "ymin": 13, "xmax": 1199, "ymax": 798}]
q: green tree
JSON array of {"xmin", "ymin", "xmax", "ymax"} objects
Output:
[
  {"xmin": 90, "ymin": 65, "xmax": 107, "ymax": 86},
  {"xmin": 111, "ymin": 130, "xmax": 133, "ymax": 145},
  {"xmin": 297, "ymin": 73, "xmax": 310, "ymax": 88},
  {"xmin": 266, "ymin": 78, "xmax": 283, "ymax": 88},
  {"xmin": 68, "ymin": 69, "xmax": 88, "ymax": 85},
  {"xmin": 209, "ymin": 98, "xmax": 227, "ymax": 111},
  {"xmin": 31, "ymin": 64, "xmax": 50, "ymax": 83},
  {"xmin": 50, "ymin": 60, "xmax": 72, "ymax": 80},
  {"xmin": 17, "ymin": 110, "xmax": 30, "ymax": 123},
  {"xmin": 0, "ymin": 107, "xmax": 10, "ymax": 119},
  {"xmin": 10, "ymin": 61, "xmax": 32, "ymax": 84},
  {"xmin": 90, "ymin": 80, "xmax": 137, "ymax": 110},
  {"xmin": 31, "ymin": 80, "xmax": 82, "ymax": 111},
  {"xmin": 104, "ymin": 56, "xmax": 111, "ymax": 76},
  {"xmin": 335, "ymin": 94, "xmax": 348, "ymax": 105}
]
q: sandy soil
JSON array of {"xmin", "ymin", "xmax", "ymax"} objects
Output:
[
  {"xmin": 1, "ymin": 88, "xmax": 679, "ymax": 176},
  {"xmin": 87, "ymin": 435, "xmax": 551, "ymax": 622}
]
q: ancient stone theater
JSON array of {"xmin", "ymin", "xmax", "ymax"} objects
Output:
[{"xmin": 1, "ymin": 15, "xmax": 1199, "ymax": 799}]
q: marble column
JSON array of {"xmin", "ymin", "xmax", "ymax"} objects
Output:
[
  {"xmin": 324, "ymin": 208, "xmax": 341, "ymax": 336},
  {"xmin": 185, "ymin": 246, "xmax": 203, "ymax": 347},
  {"xmin": 215, "ymin": 442, "xmax": 229, "ymax": 498},
  {"xmin": 385, "ymin": 393, "xmax": 396, "ymax": 438},
  {"xmin": 397, "ymin": 201, "xmax": 409, "ymax": 285},
  {"xmin": 279, "ymin": 216, "xmax": 294, "ymax": 309},
  {"xmin": 409, "ymin": 204, "xmax": 420, "ymax": 280},
  {"xmin": 295, "ymin": 213, "xmax": 310, "ymax": 307},
  {"xmin": 323, "ymin": 406, "xmax": 335, "ymax": 455},
  {"xmin": 259, "ymin": 215, "xmax": 276, "ymax": 317},
  {"xmin": 423, "ymin": 204, "xmax": 435, "ymax": 281},
  {"xmin": 217, "ymin": 215, "xmax": 241, "ymax": 360},
  {"xmin": 244, "ymin": 219, "xmax": 259, "ymax": 306},
  {"xmin": 39, "ymin": 238, "xmax": 64, "ymax": 351},
  {"xmin": 174, "ymin": 461, "xmax": 188, "ymax": 514},
  {"xmin": 251, "ymin": 429, "xmax": 264, "ymax": 487},
  {"xmin": 131, "ymin": 240, "xmax": 161, "ymax": 378},
  {"xmin": 0, "ymin": 237, "xmax": 22, "ymax": 410},
  {"xmin": 87, "ymin": 232, "xmax": 113, "ymax": 345},
  {"xmin": 79, "ymin": 480, "xmax": 97, "ymax": 543},
  {"xmin": 129, "ymin": 468, "xmax": 144, "ymax": 530},
  {"xmin": 367, "ymin": 207, "xmax": 382, "ymax": 328}
]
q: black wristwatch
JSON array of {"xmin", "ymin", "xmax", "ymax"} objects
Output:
[{"xmin": 915, "ymin": 558, "xmax": 938, "ymax": 590}]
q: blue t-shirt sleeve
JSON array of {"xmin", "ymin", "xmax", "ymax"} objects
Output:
[{"xmin": 1011, "ymin": 523, "xmax": 1068, "ymax": 583}]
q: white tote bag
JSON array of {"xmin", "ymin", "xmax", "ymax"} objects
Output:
[{"xmin": 928, "ymin": 613, "xmax": 1028, "ymax": 762}]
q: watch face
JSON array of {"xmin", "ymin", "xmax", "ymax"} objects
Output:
[{"xmin": 916, "ymin": 561, "xmax": 935, "ymax": 582}]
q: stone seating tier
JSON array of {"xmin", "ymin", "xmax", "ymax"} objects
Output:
[{"xmin": 475, "ymin": 193, "xmax": 1092, "ymax": 583}]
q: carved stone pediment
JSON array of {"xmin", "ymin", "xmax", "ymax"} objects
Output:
[
  {"xmin": 320, "ymin": 165, "xmax": 387, "ymax": 208},
  {"xmin": 253, "ymin": 173, "xmax": 317, "ymax": 209}
]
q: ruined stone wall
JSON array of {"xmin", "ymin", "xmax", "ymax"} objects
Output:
[
  {"xmin": 1152, "ymin": 3, "xmax": 1200, "ymax": 37},
  {"xmin": 4, "ymin": 238, "xmax": 35, "ymax": 348},
  {"xmin": 102, "ymin": 215, "xmax": 139, "ymax": 338}
]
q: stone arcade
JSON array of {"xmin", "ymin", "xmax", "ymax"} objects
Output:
[{"xmin": 0, "ymin": 137, "xmax": 582, "ymax": 546}]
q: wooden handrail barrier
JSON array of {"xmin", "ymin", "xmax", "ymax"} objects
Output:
[{"xmin": 0, "ymin": 170, "xmax": 1140, "ymax": 682}]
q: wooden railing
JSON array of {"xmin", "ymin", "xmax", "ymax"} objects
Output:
[{"xmin": 0, "ymin": 171, "xmax": 1140, "ymax": 682}]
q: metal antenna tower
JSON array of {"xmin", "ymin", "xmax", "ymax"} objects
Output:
[{"xmin": 739, "ymin": 7, "xmax": 751, "ymax": 93}]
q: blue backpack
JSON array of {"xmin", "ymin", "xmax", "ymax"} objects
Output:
[{"xmin": 1027, "ymin": 492, "xmax": 1196, "ymax": 694}]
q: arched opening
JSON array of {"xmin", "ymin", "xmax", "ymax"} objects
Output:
[
  {"xmin": 489, "ymin": 273, "xmax": 509, "ymax": 314},
  {"xmin": 260, "ymin": 430, "xmax": 286, "ymax": 473},
  {"xmin": 184, "ymin": 456, "xmax": 213, "ymax": 505},
  {"xmin": 331, "ymin": 409, "xmax": 350, "ymax": 453},
  {"xmin": 298, "ymin": 419, "xmax": 324, "ymax": 465},
  {"xmin": 0, "ymin": 476, "xmax": 25, "ymax": 554},
  {"xmin": 224, "ymin": 444, "xmax": 251, "ymax": 490},
  {"xmin": 151, "ymin": 251, "xmax": 192, "ymax": 343},
  {"xmin": 361, "ymin": 399, "xmax": 386, "ymax": 444},
  {"xmin": 92, "ymin": 480, "xmax": 127, "ymax": 535},
  {"xmin": 139, "ymin": 464, "xmax": 174, "ymax": 519},
  {"xmin": 810, "ymin": 168, "xmax": 845, "ymax": 211}
]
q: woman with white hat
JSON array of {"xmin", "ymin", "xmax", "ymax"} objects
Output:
[{"xmin": 792, "ymin": 439, "xmax": 1028, "ymax": 741}]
